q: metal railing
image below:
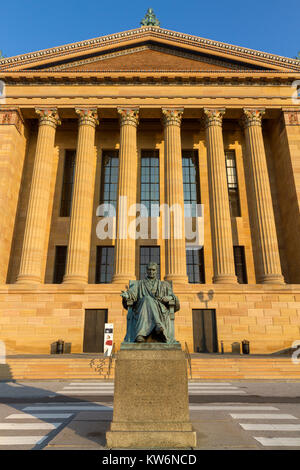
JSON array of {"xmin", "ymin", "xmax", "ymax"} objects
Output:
[
  {"xmin": 184, "ymin": 342, "xmax": 192, "ymax": 380},
  {"xmin": 89, "ymin": 343, "xmax": 116, "ymax": 379}
]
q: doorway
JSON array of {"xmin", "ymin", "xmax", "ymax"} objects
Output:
[
  {"xmin": 192, "ymin": 309, "xmax": 218, "ymax": 353},
  {"xmin": 83, "ymin": 309, "xmax": 108, "ymax": 353}
]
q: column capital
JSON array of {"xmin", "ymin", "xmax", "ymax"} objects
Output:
[
  {"xmin": 203, "ymin": 108, "xmax": 225, "ymax": 128},
  {"xmin": 117, "ymin": 107, "xmax": 139, "ymax": 127},
  {"xmin": 35, "ymin": 108, "xmax": 61, "ymax": 128},
  {"xmin": 242, "ymin": 108, "xmax": 265, "ymax": 128},
  {"xmin": 162, "ymin": 108, "xmax": 184, "ymax": 127},
  {"xmin": 75, "ymin": 108, "xmax": 99, "ymax": 127}
]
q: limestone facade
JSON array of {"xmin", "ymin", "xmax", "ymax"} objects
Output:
[{"xmin": 0, "ymin": 25, "xmax": 300, "ymax": 355}]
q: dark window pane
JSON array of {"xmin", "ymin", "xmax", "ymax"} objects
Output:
[
  {"xmin": 60, "ymin": 150, "xmax": 76, "ymax": 217},
  {"xmin": 225, "ymin": 150, "xmax": 241, "ymax": 217},
  {"xmin": 96, "ymin": 246, "xmax": 114, "ymax": 283},
  {"xmin": 99, "ymin": 151, "xmax": 119, "ymax": 212},
  {"xmin": 53, "ymin": 246, "xmax": 67, "ymax": 283},
  {"xmin": 140, "ymin": 150, "xmax": 160, "ymax": 217},
  {"xmin": 186, "ymin": 248, "xmax": 205, "ymax": 283},
  {"xmin": 233, "ymin": 246, "xmax": 247, "ymax": 284},
  {"xmin": 139, "ymin": 246, "xmax": 161, "ymax": 279},
  {"xmin": 182, "ymin": 150, "xmax": 201, "ymax": 217}
]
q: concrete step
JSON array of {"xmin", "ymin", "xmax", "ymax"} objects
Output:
[{"xmin": 1, "ymin": 356, "xmax": 299, "ymax": 381}]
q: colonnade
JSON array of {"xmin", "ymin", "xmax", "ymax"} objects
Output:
[{"xmin": 15, "ymin": 106, "xmax": 284, "ymax": 285}]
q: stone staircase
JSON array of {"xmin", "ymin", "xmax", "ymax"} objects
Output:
[{"xmin": 1, "ymin": 354, "xmax": 300, "ymax": 381}]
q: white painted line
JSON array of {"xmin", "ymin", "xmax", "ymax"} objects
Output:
[
  {"xmin": 188, "ymin": 383, "xmax": 232, "ymax": 386},
  {"xmin": 254, "ymin": 437, "xmax": 300, "ymax": 447},
  {"xmin": 0, "ymin": 436, "xmax": 47, "ymax": 446},
  {"xmin": 0, "ymin": 423, "xmax": 62, "ymax": 430},
  {"xmin": 69, "ymin": 382, "xmax": 114, "ymax": 385},
  {"xmin": 60, "ymin": 391, "xmax": 114, "ymax": 395},
  {"xmin": 230, "ymin": 414, "xmax": 298, "ymax": 420},
  {"xmin": 189, "ymin": 392, "xmax": 246, "ymax": 395},
  {"xmin": 62, "ymin": 386, "xmax": 114, "ymax": 389},
  {"xmin": 6, "ymin": 413, "xmax": 73, "ymax": 419},
  {"xmin": 189, "ymin": 406, "xmax": 278, "ymax": 411},
  {"xmin": 23, "ymin": 405, "xmax": 113, "ymax": 411},
  {"xmin": 241, "ymin": 424, "xmax": 300, "ymax": 431}
]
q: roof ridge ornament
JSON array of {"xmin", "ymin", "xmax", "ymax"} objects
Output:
[{"xmin": 140, "ymin": 8, "xmax": 160, "ymax": 27}]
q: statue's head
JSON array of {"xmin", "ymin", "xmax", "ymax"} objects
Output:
[{"xmin": 146, "ymin": 261, "xmax": 158, "ymax": 279}]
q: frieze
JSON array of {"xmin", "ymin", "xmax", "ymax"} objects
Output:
[
  {"xmin": 0, "ymin": 109, "xmax": 23, "ymax": 133},
  {"xmin": 282, "ymin": 110, "xmax": 300, "ymax": 126}
]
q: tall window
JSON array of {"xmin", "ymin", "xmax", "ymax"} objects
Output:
[
  {"xmin": 186, "ymin": 248, "xmax": 205, "ymax": 283},
  {"xmin": 95, "ymin": 246, "xmax": 114, "ymax": 283},
  {"xmin": 225, "ymin": 150, "xmax": 241, "ymax": 217},
  {"xmin": 99, "ymin": 150, "xmax": 119, "ymax": 215},
  {"xmin": 140, "ymin": 150, "xmax": 160, "ymax": 217},
  {"xmin": 182, "ymin": 150, "xmax": 201, "ymax": 217},
  {"xmin": 139, "ymin": 246, "xmax": 160, "ymax": 279},
  {"xmin": 233, "ymin": 246, "xmax": 247, "ymax": 284},
  {"xmin": 60, "ymin": 150, "xmax": 76, "ymax": 216},
  {"xmin": 53, "ymin": 246, "xmax": 67, "ymax": 283}
]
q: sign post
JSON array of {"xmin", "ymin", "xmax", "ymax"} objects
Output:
[{"xmin": 104, "ymin": 323, "xmax": 114, "ymax": 356}]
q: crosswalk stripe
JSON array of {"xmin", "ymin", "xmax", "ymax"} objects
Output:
[
  {"xmin": 58, "ymin": 391, "xmax": 114, "ymax": 395},
  {"xmin": 189, "ymin": 391, "xmax": 246, "ymax": 394},
  {"xmin": 189, "ymin": 406, "xmax": 278, "ymax": 411},
  {"xmin": 0, "ymin": 436, "xmax": 47, "ymax": 446},
  {"xmin": 240, "ymin": 424, "xmax": 300, "ymax": 431},
  {"xmin": 254, "ymin": 437, "xmax": 300, "ymax": 447},
  {"xmin": 23, "ymin": 405, "xmax": 113, "ymax": 411},
  {"xmin": 62, "ymin": 386, "xmax": 114, "ymax": 389},
  {"xmin": 230, "ymin": 414, "xmax": 298, "ymax": 420},
  {"xmin": 6, "ymin": 413, "xmax": 74, "ymax": 419},
  {"xmin": 0, "ymin": 423, "xmax": 62, "ymax": 430}
]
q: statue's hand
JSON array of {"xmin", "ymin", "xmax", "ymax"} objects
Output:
[
  {"xmin": 121, "ymin": 290, "xmax": 129, "ymax": 299},
  {"xmin": 162, "ymin": 296, "xmax": 172, "ymax": 304}
]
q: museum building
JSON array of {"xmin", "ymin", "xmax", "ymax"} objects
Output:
[{"xmin": 1, "ymin": 11, "xmax": 300, "ymax": 355}]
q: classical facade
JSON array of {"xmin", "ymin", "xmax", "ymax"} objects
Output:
[{"xmin": 1, "ymin": 12, "xmax": 300, "ymax": 355}]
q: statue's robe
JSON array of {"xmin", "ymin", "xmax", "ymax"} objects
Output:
[{"xmin": 123, "ymin": 279, "xmax": 180, "ymax": 343}]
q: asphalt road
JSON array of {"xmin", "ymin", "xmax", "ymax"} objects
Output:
[{"xmin": 0, "ymin": 380, "xmax": 299, "ymax": 450}]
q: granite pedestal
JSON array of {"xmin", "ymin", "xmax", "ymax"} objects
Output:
[{"xmin": 106, "ymin": 343, "xmax": 197, "ymax": 449}]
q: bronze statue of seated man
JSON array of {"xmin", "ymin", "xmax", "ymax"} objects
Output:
[{"xmin": 121, "ymin": 262, "xmax": 180, "ymax": 344}]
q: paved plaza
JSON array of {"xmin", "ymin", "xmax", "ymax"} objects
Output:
[{"xmin": 0, "ymin": 380, "xmax": 299, "ymax": 450}]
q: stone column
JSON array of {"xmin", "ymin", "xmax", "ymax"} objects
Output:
[
  {"xmin": 242, "ymin": 108, "xmax": 284, "ymax": 284},
  {"xmin": 0, "ymin": 109, "xmax": 26, "ymax": 284},
  {"xmin": 112, "ymin": 108, "xmax": 139, "ymax": 283},
  {"xmin": 17, "ymin": 108, "xmax": 60, "ymax": 284},
  {"xmin": 204, "ymin": 108, "xmax": 237, "ymax": 284},
  {"xmin": 162, "ymin": 108, "xmax": 188, "ymax": 283},
  {"xmin": 63, "ymin": 108, "xmax": 98, "ymax": 284}
]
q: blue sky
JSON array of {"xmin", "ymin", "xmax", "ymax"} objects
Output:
[{"xmin": 0, "ymin": 0, "xmax": 299, "ymax": 59}]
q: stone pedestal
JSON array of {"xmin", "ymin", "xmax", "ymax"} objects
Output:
[{"xmin": 106, "ymin": 345, "xmax": 196, "ymax": 449}]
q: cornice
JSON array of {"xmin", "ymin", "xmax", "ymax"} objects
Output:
[{"xmin": 0, "ymin": 27, "xmax": 300, "ymax": 72}]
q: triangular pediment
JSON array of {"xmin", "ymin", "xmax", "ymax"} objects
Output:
[
  {"xmin": 1, "ymin": 26, "xmax": 300, "ymax": 73},
  {"xmin": 39, "ymin": 44, "xmax": 261, "ymax": 72}
]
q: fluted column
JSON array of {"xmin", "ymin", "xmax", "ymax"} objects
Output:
[
  {"xmin": 17, "ymin": 108, "xmax": 60, "ymax": 284},
  {"xmin": 242, "ymin": 108, "xmax": 284, "ymax": 284},
  {"xmin": 112, "ymin": 108, "xmax": 139, "ymax": 283},
  {"xmin": 162, "ymin": 108, "xmax": 188, "ymax": 283},
  {"xmin": 63, "ymin": 108, "xmax": 98, "ymax": 284},
  {"xmin": 204, "ymin": 108, "xmax": 237, "ymax": 284}
]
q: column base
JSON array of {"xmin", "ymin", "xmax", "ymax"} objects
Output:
[
  {"xmin": 112, "ymin": 274, "xmax": 136, "ymax": 284},
  {"xmin": 259, "ymin": 274, "xmax": 285, "ymax": 285},
  {"xmin": 62, "ymin": 274, "xmax": 87, "ymax": 285},
  {"xmin": 213, "ymin": 274, "xmax": 238, "ymax": 284},
  {"xmin": 164, "ymin": 274, "xmax": 189, "ymax": 283},
  {"xmin": 16, "ymin": 275, "xmax": 41, "ymax": 285}
]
